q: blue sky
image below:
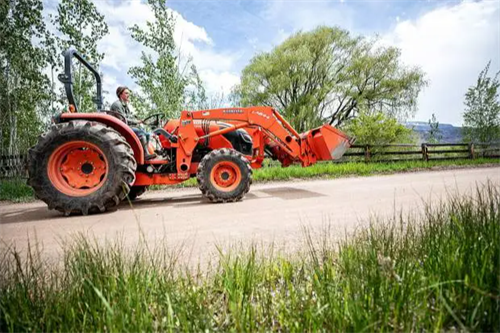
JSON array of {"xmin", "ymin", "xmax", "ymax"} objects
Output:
[{"xmin": 44, "ymin": 0, "xmax": 500, "ymax": 126}]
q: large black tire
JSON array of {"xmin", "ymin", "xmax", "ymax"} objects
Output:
[
  {"xmin": 196, "ymin": 148, "xmax": 252, "ymax": 203},
  {"xmin": 126, "ymin": 186, "xmax": 148, "ymax": 201},
  {"xmin": 28, "ymin": 120, "xmax": 137, "ymax": 216}
]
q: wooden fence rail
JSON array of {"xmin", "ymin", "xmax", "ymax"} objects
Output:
[
  {"xmin": 1, "ymin": 142, "xmax": 499, "ymax": 179},
  {"xmin": 0, "ymin": 154, "xmax": 29, "ymax": 179},
  {"xmin": 342, "ymin": 142, "xmax": 500, "ymax": 162}
]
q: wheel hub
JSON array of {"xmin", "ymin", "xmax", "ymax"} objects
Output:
[
  {"xmin": 81, "ymin": 163, "xmax": 94, "ymax": 175},
  {"xmin": 48, "ymin": 141, "xmax": 108, "ymax": 196},
  {"xmin": 211, "ymin": 161, "xmax": 241, "ymax": 191}
]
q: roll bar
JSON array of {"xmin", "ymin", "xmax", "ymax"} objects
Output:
[{"xmin": 57, "ymin": 48, "xmax": 103, "ymax": 112}]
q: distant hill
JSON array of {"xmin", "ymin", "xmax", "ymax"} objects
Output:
[{"xmin": 405, "ymin": 121, "xmax": 464, "ymax": 143}]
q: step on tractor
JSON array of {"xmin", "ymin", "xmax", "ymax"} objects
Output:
[{"xmin": 27, "ymin": 49, "xmax": 354, "ymax": 216}]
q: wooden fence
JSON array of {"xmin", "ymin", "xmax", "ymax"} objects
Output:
[
  {"xmin": 339, "ymin": 142, "xmax": 500, "ymax": 163},
  {"xmin": 0, "ymin": 154, "xmax": 29, "ymax": 179},
  {"xmin": 1, "ymin": 142, "xmax": 499, "ymax": 179}
]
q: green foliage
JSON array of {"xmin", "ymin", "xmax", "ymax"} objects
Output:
[
  {"xmin": 1, "ymin": 183, "xmax": 499, "ymax": 331},
  {"xmin": 428, "ymin": 113, "xmax": 442, "ymax": 143},
  {"xmin": 128, "ymin": 0, "xmax": 193, "ymax": 118},
  {"xmin": 0, "ymin": 0, "xmax": 52, "ymax": 154},
  {"xmin": 343, "ymin": 110, "xmax": 415, "ymax": 145},
  {"xmin": 463, "ymin": 61, "xmax": 500, "ymax": 144},
  {"xmin": 235, "ymin": 26, "xmax": 426, "ymax": 132},
  {"xmin": 52, "ymin": 0, "xmax": 109, "ymax": 113}
]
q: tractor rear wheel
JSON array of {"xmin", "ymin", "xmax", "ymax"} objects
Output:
[
  {"xmin": 126, "ymin": 186, "xmax": 148, "ymax": 201},
  {"xmin": 28, "ymin": 120, "xmax": 137, "ymax": 215},
  {"xmin": 197, "ymin": 148, "xmax": 252, "ymax": 203}
]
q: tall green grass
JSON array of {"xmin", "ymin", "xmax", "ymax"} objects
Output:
[{"xmin": 1, "ymin": 183, "xmax": 499, "ymax": 332}]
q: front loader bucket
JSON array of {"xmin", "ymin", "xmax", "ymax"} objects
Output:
[{"xmin": 306, "ymin": 125, "xmax": 354, "ymax": 161}]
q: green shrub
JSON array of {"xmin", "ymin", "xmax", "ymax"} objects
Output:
[{"xmin": 343, "ymin": 110, "xmax": 417, "ymax": 146}]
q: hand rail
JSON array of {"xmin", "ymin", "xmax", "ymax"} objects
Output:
[{"xmin": 57, "ymin": 48, "xmax": 103, "ymax": 112}]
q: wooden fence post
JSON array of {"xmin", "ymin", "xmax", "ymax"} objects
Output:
[
  {"xmin": 364, "ymin": 145, "xmax": 371, "ymax": 162},
  {"xmin": 421, "ymin": 143, "xmax": 428, "ymax": 161},
  {"xmin": 468, "ymin": 142, "xmax": 475, "ymax": 159}
]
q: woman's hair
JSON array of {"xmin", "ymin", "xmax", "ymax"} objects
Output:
[{"xmin": 116, "ymin": 86, "xmax": 129, "ymax": 98}]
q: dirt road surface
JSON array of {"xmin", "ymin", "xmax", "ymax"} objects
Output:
[{"xmin": 1, "ymin": 167, "xmax": 499, "ymax": 265}]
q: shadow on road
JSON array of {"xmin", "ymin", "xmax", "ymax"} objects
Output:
[
  {"xmin": 121, "ymin": 193, "xmax": 208, "ymax": 210},
  {"xmin": 0, "ymin": 187, "xmax": 321, "ymax": 224},
  {"xmin": 0, "ymin": 193, "xmax": 207, "ymax": 224},
  {"xmin": 1, "ymin": 193, "xmax": 256, "ymax": 224},
  {"xmin": 1, "ymin": 206, "xmax": 62, "ymax": 224}
]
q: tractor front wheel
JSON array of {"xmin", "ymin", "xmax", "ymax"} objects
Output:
[
  {"xmin": 197, "ymin": 148, "xmax": 252, "ymax": 203},
  {"xmin": 28, "ymin": 120, "xmax": 137, "ymax": 215}
]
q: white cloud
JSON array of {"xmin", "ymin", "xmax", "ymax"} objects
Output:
[
  {"xmin": 383, "ymin": 0, "xmax": 500, "ymax": 126},
  {"xmin": 199, "ymin": 69, "xmax": 240, "ymax": 96}
]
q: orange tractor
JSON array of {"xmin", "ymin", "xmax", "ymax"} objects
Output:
[{"xmin": 28, "ymin": 49, "xmax": 354, "ymax": 215}]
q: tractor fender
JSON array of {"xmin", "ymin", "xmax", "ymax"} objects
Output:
[{"xmin": 60, "ymin": 113, "xmax": 145, "ymax": 164}]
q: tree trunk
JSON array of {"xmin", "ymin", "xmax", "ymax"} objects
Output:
[{"xmin": 51, "ymin": 65, "xmax": 55, "ymax": 113}]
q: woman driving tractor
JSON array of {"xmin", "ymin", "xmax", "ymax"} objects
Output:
[{"xmin": 111, "ymin": 86, "xmax": 156, "ymax": 160}]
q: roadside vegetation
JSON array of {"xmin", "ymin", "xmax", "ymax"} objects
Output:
[
  {"xmin": 0, "ymin": 178, "xmax": 34, "ymax": 203},
  {"xmin": 1, "ymin": 182, "xmax": 498, "ymax": 332},
  {"xmin": 251, "ymin": 157, "xmax": 499, "ymax": 182}
]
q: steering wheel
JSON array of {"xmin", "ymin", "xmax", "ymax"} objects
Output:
[
  {"xmin": 142, "ymin": 113, "xmax": 166, "ymax": 128},
  {"xmin": 102, "ymin": 110, "xmax": 128, "ymax": 125}
]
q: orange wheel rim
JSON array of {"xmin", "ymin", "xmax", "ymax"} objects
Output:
[
  {"xmin": 210, "ymin": 161, "xmax": 241, "ymax": 192},
  {"xmin": 47, "ymin": 141, "xmax": 108, "ymax": 197}
]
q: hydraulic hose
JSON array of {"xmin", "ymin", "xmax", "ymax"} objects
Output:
[{"xmin": 153, "ymin": 128, "xmax": 178, "ymax": 143}]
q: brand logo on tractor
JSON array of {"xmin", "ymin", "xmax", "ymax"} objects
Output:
[
  {"xmin": 223, "ymin": 109, "xmax": 244, "ymax": 114},
  {"xmin": 252, "ymin": 111, "xmax": 271, "ymax": 120},
  {"xmin": 181, "ymin": 120, "xmax": 191, "ymax": 126}
]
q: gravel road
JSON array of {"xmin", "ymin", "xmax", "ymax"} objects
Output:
[{"xmin": 1, "ymin": 167, "xmax": 499, "ymax": 265}]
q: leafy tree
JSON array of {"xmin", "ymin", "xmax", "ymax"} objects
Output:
[
  {"xmin": 0, "ymin": 0, "xmax": 52, "ymax": 155},
  {"xmin": 235, "ymin": 26, "xmax": 426, "ymax": 132},
  {"xmin": 128, "ymin": 0, "xmax": 193, "ymax": 118},
  {"xmin": 52, "ymin": 0, "xmax": 108, "ymax": 112},
  {"xmin": 184, "ymin": 66, "xmax": 227, "ymax": 110},
  {"xmin": 428, "ymin": 113, "xmax": 442, "ymax": 143},
  {"xmin": 463, "ymin": 61, "xmax": 500, "ymax": 144},
  {"xmin": 343, "ymin": 109, "xmax": 414, "ymax": 146}
]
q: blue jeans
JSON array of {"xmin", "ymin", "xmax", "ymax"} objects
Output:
[{"xmin": 132, "ymin": 128, "xmax": 149, "ymax": 142}]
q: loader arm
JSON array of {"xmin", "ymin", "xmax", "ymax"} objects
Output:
[
  {"xmin": 174, "ymin": 106, "xmax": 352, "ymax": 176},
  {"xmin": 191, "ymin": 106, "xmax": 302, "ymax": 156}
]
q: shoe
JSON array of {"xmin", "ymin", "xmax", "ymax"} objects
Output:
[
  {"xmin": 140, "ymin": 135, "xmax": 157, "ymax": 160},
  {"xmin": 145, "ymin": 153, "xmax": 157, "ymax": 160}
]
